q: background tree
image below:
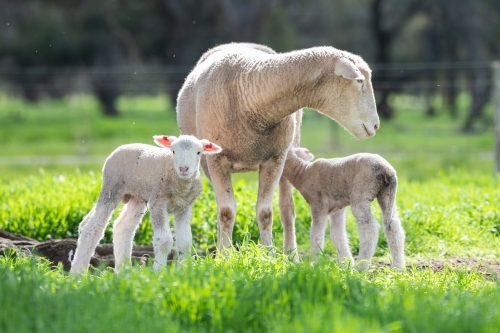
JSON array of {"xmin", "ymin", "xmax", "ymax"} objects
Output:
[{"xmin": 0, "ymin": 0, "xmax": 499, "ymax": 130}]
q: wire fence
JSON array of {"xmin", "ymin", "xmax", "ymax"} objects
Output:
[{"xmin": 0, "ymin": 62, "xmax": 494, "ymax": 96}]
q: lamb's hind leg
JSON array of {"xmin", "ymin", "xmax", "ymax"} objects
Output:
[
  {"xmin": 377, "ymin": 193, "xmax": 405, "ymax": 269},
  {"xmin": 71, "ymin": 196, "xmax": 118, "ymax": 274},
  {"xmin": 149, "ymin": 202, "xmax": 173, "ymax": 271},
  {"xmin": 113, "ymin": 196, "xmax": 147, "ymax": 271},
  {"xmin": 329, "ymin": 208, "xmax": 354, "ymax": 265},
  {"xmin": 351, "ymin": 202, "xmax": 380, "ymax": 271}
]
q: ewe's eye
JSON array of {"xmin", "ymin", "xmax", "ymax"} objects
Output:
[{"xmin": 356, "ymin": 79, "xmax": 363, "ymax": 84}]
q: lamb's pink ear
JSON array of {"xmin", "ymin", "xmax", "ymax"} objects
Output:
[
  {"xmin": 334, "ymin": 57, "xmax": 364, "ymax": 80},
  {"xmin": 201, "ymin": 139, "xmax": 222, "ymax": 154},
  {"xmin": 153, "ymin": 135, "xmax": 177, "ymax": 148},
  {"xmin": 294, "ymin": 148, "xmax": 314, "ymax": 161}
]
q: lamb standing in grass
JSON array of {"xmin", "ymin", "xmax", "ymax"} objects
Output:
[
  {"xmin": 282, "ymin": 148, "xmax": 405, "ymax": 270},
  {"xmin": 177, "ymin": 43, "xmax": 380, "ymax": 257},
  {"xmin": 70, "ymin": 135, "xmax": 222, "ymax": 274}
]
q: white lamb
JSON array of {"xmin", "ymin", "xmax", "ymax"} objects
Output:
[
  {"xmin": 70, "ymin": 135, "xmax": 222, "ymax": 274},
  {"xmin": 177, "ymin": 43, "xmax": 380, "ymax": 258},
  {"xmin": 282, "ymin": 148, "xmax": 405, "ymax": 270}
]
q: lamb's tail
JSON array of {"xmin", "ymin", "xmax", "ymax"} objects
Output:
[{"xmin": 377, "ymin": 171, "xmax": 398, "ymax": 225}]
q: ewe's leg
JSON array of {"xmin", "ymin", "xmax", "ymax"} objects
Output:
[
  {"xmin": 200, "ymin": 155, "xmax": 212, "ymax": 183},
  {"xmin": 208, "ymin": 161, "xmax": 236, "ymax": 250},
  {"xmin": 329, "ymin": 208, "xmax": 354, "ymax": 264},
  {"xmin": 257, "ymin": 159, "xmax": 286, "ymax": 248},
  {"xmin": 310, "ymin": 207, "xmax": 328, "ymax": 260},
  {"xmin": 378, "ymin": 196, "xmax": 405, "ymax": 269},
  {"xmin": 71, "ymin": 199, "xmax": 117, "ymax": 274},
  {"xmin": 149, "ymin": 203, "xmax": 173, "ymax": 271},
  {"xmin": 112, "ymin": 197, "xmax": 147, "ymax": 270},
  {"xmin": 174, "ymin": 206, "xmax": 193, "ymax": 262},
  {"xmin": 351, "ymin": 203, "xmax": 380, "ymax": 271},
  {"xmin": 279, "ymin": 177, "xmax": 299, "ymax": 260}
]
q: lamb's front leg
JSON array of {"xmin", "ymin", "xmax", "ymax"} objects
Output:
[
  {"xmin": 329, "ymin": 208, "xmax": 354, "ymax": 265},
  {"xmin": 310, "ymin": 206, "xmax": 328, "ymax": 260},
  {"xmin": 279, "ymin": 176, "xmax": 299, "ymax": 260},
  {"xmin": 149, "ymin": 202, "xmax": 173, "ymax": 271},
  {"xmin": 257, "ymin": 158, "xmax": 286, "ymax": 248},
  {"xmin": 174, "ymin": 206, "xmax": 193, "ymax": 262}
]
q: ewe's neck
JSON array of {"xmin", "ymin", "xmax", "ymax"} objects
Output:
[
  {"xmin": 282, "ymin": 153, "xmax": 310, "ymax": 191},
  {"xmin": 247, "ymin": 48, "xmax": 338, "ymax": 124}
]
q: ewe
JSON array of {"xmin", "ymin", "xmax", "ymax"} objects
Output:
[
  {"xmin": 282, "ymin": 148, "xmax": 405, "ymax": 270},
  {"xmin": 70, "ymin": 135, "xmax": 222, "ymax": 274},
  {"xmin": 177, "ymin": 43, "xmax": 380, "ymax": 257}
]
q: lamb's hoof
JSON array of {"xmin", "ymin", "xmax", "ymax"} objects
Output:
[{"xmin": 354, "ymin": 260, "xmax": 371, "ymax": 272}]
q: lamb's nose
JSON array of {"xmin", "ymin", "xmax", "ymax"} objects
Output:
[{"xmin": 180, "ymin": 167, "xmax": 189, "ymax": 174}]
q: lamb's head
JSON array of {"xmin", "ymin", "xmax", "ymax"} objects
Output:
[
  {"xmin": 292, "ymin": 147, "xmax": 314, "ymax": 162},
  {"xmin": 317, "ymin": 55, "xmax": 380, "ymax": 140},
  {"xmin": 153, "ymin": 135, "xmax": 222, "ymax": 179}
]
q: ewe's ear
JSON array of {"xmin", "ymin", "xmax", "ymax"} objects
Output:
[
  {"xmin": 334, "ymin": 57, "xmax": 364, "ymax": 80},
  {"xmin": 201, "ymin": 139, "xmax": 222, "ymax": 154},
  {"xmin": 153, "ymin": 135, "xmax": 177, "ymax": 148}
]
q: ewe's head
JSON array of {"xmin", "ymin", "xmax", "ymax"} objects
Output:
[
  {"xmin": 153, "ymin": 135, "xmax": 222, "ymax": 179},
  {"xmin": 317, "ymin": 53, "xmax": 379, "ymax": 140}
]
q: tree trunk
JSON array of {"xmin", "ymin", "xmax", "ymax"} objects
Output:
[
  {"xmin": 96, "ymin": 87, "xmax": 119, "ymax": 117},
  {"xmin": 463, "ymin": 67, "xmax": 489, "ymax": 132}
]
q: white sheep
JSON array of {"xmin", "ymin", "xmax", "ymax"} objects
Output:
[
  {"xmin": 177, "ymin": 43, "xmax": 380, "ymax": 258},
  {"xmin": 70, "ymin": 135, "xmax": 222, "ymax": 274},
  {"xmin": 282, "ymin": 148, "xmax": 405, "ymax": 270}
]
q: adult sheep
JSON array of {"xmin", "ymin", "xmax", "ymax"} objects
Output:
[{"xmin": 177, "ymin": 43, "xmax": 380, "ymax": 256}]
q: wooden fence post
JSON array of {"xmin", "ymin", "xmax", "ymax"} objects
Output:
[{"xmin": 493, "ymin": 61, "xmax": 500, "ymax": 173}]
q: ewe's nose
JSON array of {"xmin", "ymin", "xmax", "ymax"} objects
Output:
[
  {"xmin": 179, "ymin": 166, "xmax": 189, "ymax": 175},
  {"xmin": 374, "ymin": 123, "xmax": 379, "ymax": 131}
]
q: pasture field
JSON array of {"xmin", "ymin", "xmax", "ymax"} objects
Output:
[{"xmin": 0, "ymin": 94, "xmax": 499, "ymax": 332}]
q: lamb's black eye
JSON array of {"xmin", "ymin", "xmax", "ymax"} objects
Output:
[
  {"xmin": 197, "ymin": 151, "xmax": 201, "ymax": 155},
  {"xmin": 172, "ymin": 151, "xmax": 175, "ymax": 154}
]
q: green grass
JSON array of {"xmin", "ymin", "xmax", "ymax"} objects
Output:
[
  {"xmin": 1, "ymin": 248, "xmax": 500, "ymax": 333},
  {"xmin": 1, "ymin": 93, "xmax": 499, "ymax": 332},
  {"xmin": 1, "ymin": 169, "xmax": 499, "ymax": 259},
  {"xmin": 0, "ymin": 92, "xmax": 495, "ymax": 180}
]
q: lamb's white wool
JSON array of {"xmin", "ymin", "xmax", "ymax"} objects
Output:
[
  {"xmin": 177, "ymin": 43, "xmax": 379, "ymax": 256},
  {"xmin": 282, "ymin": 148, "xmax": 405, "ymax": 270},
  {"xmin": 70, "ymin": 135, "xmax": 222, "ymax": 274}
]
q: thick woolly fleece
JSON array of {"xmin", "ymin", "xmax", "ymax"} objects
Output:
[
  {"xmin": 70, "ymin": 135, "xmax": 221, "ymax": 274},
  {"xmin": 282, "ymin": 148, "xmax": 405, "ymax": 270},
  {"xmin": 176, "ymin": 43, "xmax": 380, "ymax": 258}
]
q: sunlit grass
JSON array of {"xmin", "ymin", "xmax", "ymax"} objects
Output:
[
  {"xmin": 0, "ymin": 93, "xmax": 499, "ymax": 332},
  {"xmin": 1, "ymin": 246, "xmax": 499, "ymax": 333}
]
